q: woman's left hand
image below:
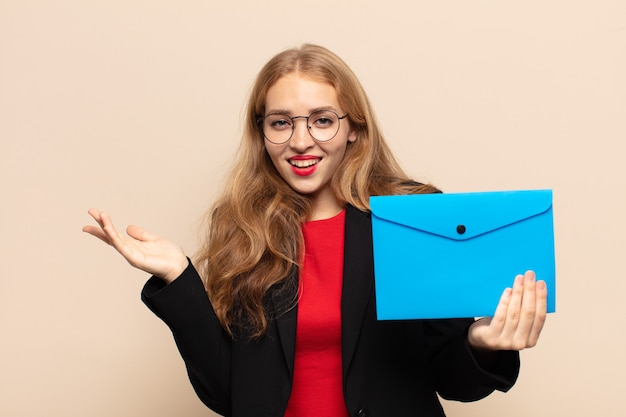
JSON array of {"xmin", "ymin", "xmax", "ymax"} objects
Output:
[{"xmin": 468, "ymin": 270, "xmax": 548, "ymax": 351}]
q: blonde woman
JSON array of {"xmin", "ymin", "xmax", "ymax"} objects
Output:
[{"xmin": 84, "ymin": 44, "xmax": 547, "ymax": 417}]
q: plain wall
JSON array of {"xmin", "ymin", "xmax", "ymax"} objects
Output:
[{"xmin": 2, "ymin": 1, "xmax": 625, "ymax": 416}]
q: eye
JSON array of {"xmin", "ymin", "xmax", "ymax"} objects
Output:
[
  {"xmin": 266, "ymin": 115, "xmax": 292, "ymax": 131},
  {"xmin": 311, "ymin": 112, "xmax": 337, "ymax": 129}
]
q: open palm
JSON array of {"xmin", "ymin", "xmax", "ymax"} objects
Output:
[{"xmin": 83, "ymin": 208, "xmax": 188, "ymax": 283}]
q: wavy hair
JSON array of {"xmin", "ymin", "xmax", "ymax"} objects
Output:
[{"xmin": 195, "ymin": 44, "xmax": 436, "ymax": 338}]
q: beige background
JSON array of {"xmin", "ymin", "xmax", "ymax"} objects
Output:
[{"xmin": 2, "ymin": 1, "xmax": 625, "ymax": 416}]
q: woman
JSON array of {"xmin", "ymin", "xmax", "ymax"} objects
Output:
[{"xmin": 83, "ymin": 44, "xmax": 547, "ymax": 417}]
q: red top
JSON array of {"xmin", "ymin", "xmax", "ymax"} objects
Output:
[{"xmin": 284, "ymin": 209, "xmax": 349, "ymax": 417}]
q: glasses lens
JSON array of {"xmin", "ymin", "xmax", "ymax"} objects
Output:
[
  {"xmin": 263, "ymin": 114, "xmax": 293, "ymax": 144},
  {"xmin": 308, "ymin": 110, "xmax": 340, "ymax": 142}
]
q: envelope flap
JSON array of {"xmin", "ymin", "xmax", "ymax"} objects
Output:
[{"xmin": 370, "ymin": 190, "xmax": 553, "ymax": 241}]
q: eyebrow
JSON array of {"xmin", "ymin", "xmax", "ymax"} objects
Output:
[{"xmin": 264, "ymin": 105, "xmax": 339, "ymax": 116}]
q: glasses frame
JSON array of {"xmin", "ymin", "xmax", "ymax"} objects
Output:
[{"xmin": 257, "ymin": 109, "xmax": 349, "ymax": 145}]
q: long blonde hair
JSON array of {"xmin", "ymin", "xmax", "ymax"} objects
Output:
[{"xmin": 195, "ymin": 44, "xmax": 436, "ymax": 338}]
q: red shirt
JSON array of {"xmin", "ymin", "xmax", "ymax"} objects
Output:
[{"xmin": 284, "ymin": 209, "xmax": 349, "ymax": 417}]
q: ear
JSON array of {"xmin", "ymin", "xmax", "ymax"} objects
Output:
[{"xmin": 348, "ymin": 129, "xmax": 358, "ymax": 143}]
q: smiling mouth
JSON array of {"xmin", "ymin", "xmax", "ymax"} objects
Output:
[{"xmin": 289, "ymin": 158, "xmax": 320, "ymax": 168}]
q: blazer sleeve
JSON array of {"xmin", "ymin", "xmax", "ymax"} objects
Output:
[
  {"xmin": 422, "ymin": 318, "xmax": 520, "ymax": 402},
  {"xmin": 141, "ymin": 262, "xmax": 232, "ymax": 416}
]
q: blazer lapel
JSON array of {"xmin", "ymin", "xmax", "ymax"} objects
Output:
[
  {"xmin": 270, "ymin": 273, "xmax": 298, "ymax": 380},
  {"xmin": 341, "ymin": 205, "xmax": 375, "ymax": 376}
]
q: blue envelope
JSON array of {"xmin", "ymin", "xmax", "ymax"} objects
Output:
[{"xmin": 370, "ymin": 189, "xmax": 556, "ymax": 320}]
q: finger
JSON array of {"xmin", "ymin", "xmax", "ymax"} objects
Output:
[
  {"xmin": 512, "ymin": 271, "xmax": 537, "ymax": 348},
  {"xmin": 499, "ymin": 274, "xmax": 525, "ymax": 341},
  {"xmin": 527, "ymin": 279, "xmax": 548, "ymax": 347},
  {"xmin": 82, "ymin": 225, "xmax": 112, "ymax": 245},
  {"xmin": 489, "ymin": 286, "xmax": 514, "ymax": 335},
  {"xmin": 83, "ymin": 209, "xmax": 111, "ymax": 244},
  {"xmin": 99, "ymin": 212, "xmax": 128, "ymax": 252},
  {"xmin": 86, "ymin": 208, "xmax": 105, "ymax": 228},
  {"xmin": 126, "ymin": 225, "xmax": 158, "ymax": 242}
]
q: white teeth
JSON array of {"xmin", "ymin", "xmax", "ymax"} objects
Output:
[{"xmin": 289, "ymin": 159, "xmax": 319, "ymax": 168}]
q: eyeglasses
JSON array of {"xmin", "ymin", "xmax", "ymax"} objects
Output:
[{"xmin": 258, "ymin": 109, "xmax": 348, "ymax": 145}]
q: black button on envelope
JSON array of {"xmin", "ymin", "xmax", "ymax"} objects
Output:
[{"xmin": 370, "ymin": 189, "xmax": 556, "ymax": 320}]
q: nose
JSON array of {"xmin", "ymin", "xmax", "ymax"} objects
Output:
[{"xmin": 289, "ymin": 117, "xmax": 315, "ymax": 150}]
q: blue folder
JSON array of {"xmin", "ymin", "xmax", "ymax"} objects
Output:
[{"xmin": 370, "ymin": 189, "xmax": 556, "ymax": 320}]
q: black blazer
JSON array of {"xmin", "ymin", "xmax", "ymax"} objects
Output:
[{"xmin": 142, "ymin": 206, "xmax": 519, "ymax": 417}]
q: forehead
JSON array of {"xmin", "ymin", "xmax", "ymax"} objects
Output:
[{"xmin": 265, "ymin": 73, "xmax": 340, "ymax": 113}]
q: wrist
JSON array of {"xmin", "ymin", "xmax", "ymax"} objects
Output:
[{"xmin": 162, "ymin": 256, "xmax": 189, "ymax": 284}]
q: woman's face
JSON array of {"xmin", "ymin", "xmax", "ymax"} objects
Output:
[{"xmin": 263, "ymin": 73, "xmax": 357, "ymax": 218}]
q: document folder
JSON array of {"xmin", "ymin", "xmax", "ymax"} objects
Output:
[{"xmin": 370, "ymin": 189, "xmax": 556, "ymax": 320}]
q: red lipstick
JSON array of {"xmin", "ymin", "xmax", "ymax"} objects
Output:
[{"xmin": 289, "ymin": 155, "xmax": 320, "ymax": 177}]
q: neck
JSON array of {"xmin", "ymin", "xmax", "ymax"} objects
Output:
[{"xmin": 308, "ymin": 190, "xmax": 344, "ymax": 221}]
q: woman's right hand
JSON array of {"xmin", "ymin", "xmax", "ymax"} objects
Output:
[{"xmin": 82, "ymin": 208, "xmax": 189, "ymax": 283}]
